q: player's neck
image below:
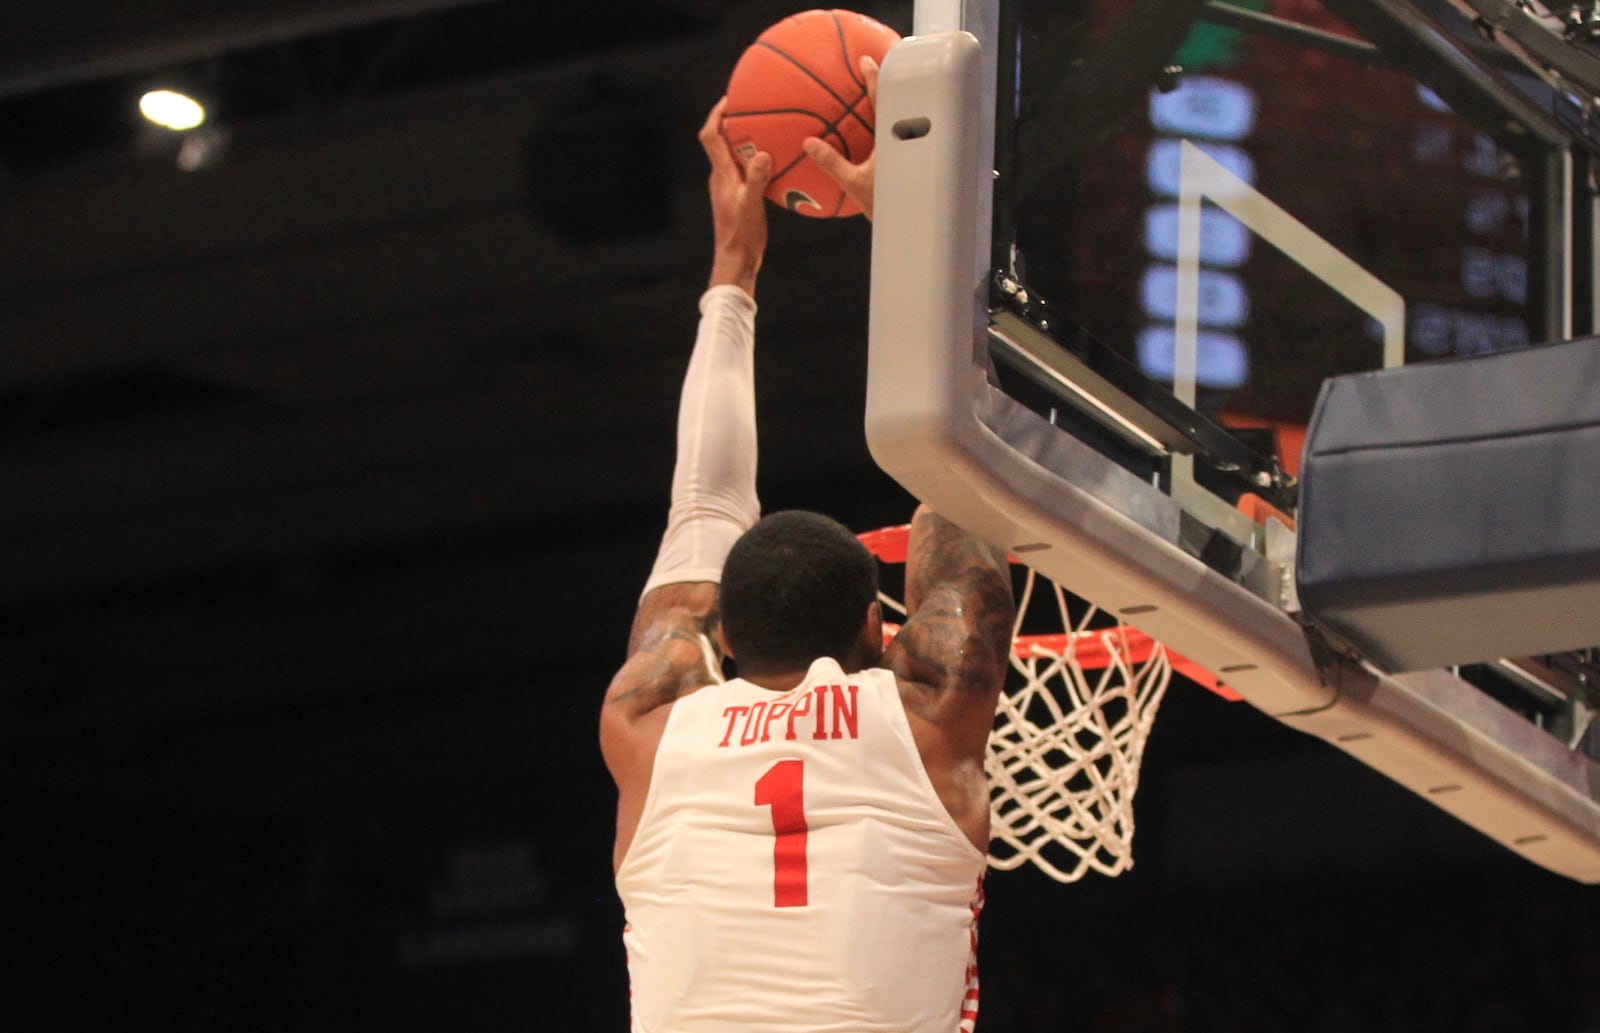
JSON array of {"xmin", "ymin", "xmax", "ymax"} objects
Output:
[
  {"xmin": 742, "ymin": 669, "xmax": 809, "ymax": 693},
  {"xmin": 739, "ymin": 642, "xmax": 878, "ymax": 691}
]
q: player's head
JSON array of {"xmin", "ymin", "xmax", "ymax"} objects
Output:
[{"xmin": 720, "ymin": 510, "xmax": 881, "ymax": 674}]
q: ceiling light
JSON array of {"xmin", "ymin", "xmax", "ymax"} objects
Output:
[{"xmin": 139, "ymin": 89, "xmax": 206, "ymax": 131}]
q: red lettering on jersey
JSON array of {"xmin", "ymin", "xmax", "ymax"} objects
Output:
[
  {"xmin": 721, "ymin": 686, "xmax": 857, "ymax": 746},
  {"xmin": 811, "ymin": 686, "xmax": 829, "ymax": 740},
  {"xmin": 829, "ymin": 684, "xmax": 859, "ymax": 739},
  {"xmin": 739, "ymin": 700, "xmax": 768, "ymax": 746},
  {"xmin": 782, "ymin": 692, "xmax": 812, "ymax": 740},
  {"xmin": 762, "ymin": 702, "xmax": 791, "ymax": 742},
  {"xmin": 718, "ymin": 705, "xmax": 751, "ymax": 747}
]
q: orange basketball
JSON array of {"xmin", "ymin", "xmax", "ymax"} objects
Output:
[{"xmin": 722, "ymin": 9, "xmax": 900, "ymax": 218}]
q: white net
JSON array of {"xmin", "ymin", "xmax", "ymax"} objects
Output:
[
  {"xmin": 985, "ymin": 570, "xmax": 1173, "ymax": 882},
  {"xmin": 865, "ymin": 526, "xmax": 1176, "ymax": 883}
]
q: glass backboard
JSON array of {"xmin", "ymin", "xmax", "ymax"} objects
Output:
[{"xmin": 866, "ymin": 0, "xmax": 1600, "ymax": 881}]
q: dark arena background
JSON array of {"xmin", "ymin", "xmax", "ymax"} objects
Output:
[{"xmin": 3, "ymin": 2, "xmax": 1598, "ymax": 1031}]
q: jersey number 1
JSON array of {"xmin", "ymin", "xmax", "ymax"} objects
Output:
[{"xmin": 754, "ymin": 759, "xmax": 808, "ymax": 907}]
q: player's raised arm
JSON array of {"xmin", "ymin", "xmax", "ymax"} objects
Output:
[
  {"xmin": 600, "ymin": 100, "xmax": 772, "ymax": 788},
  {"xmin": 703, "ymin": 97, "xmax": 772, "ymax": 294},
  {"xmin": 878, "ymin": 505, "xmax": 1013, "ymax": 851},
  {"xmin": 883, "ymin": 505, "xmax": 1015, "ymax": 741}
]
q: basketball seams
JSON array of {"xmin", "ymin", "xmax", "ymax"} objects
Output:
[
  {"xmin": 722, "ymin": 105, "xmax": 862, "ymax": 164},
  {"xmin": 748, "ymin": 39, "xmax": 875, "ymax": 139},
  {"xmin": 722, "ymin": 106, "xmax": 852, "ymax": 122},
  {"xmin": 724, "ymin": 44, "xmax": 870, "ymax": 162},
  {"xmin": 721, "ymin": 109, "xmax": 848, "ymax": 162},
  {"xmin": 829, "ymin": 10, "xmax": 869, "ymax": 95},
  {"xmin": 770, "ymin": 143, "xmax": 831, "ymax": 193},
  {"xmin": 827, "ymin": 10, "xmax": 882, "ymax": 140},
  {"xmin": 724, "ymin": 97, "xmax": 867, "ymax": 164}
]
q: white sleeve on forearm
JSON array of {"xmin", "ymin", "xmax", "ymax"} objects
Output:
[{"xmin": 641, "ymin": 284, "xmax": 762, "ymax": 596}]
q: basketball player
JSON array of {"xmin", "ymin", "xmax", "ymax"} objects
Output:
[{"xmin": 599, "ymin": 92, "xmax": 1016, "ymax": 1032}]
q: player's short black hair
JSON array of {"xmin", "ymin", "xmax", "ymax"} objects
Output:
[{"xmin": 721, "ymin": 510, "xmax": 879, "ymax": 673}]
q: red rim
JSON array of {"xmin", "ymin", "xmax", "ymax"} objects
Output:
[{"xmin": 861, "ymin": 525, "xmax": 1239, "ymax": 699}]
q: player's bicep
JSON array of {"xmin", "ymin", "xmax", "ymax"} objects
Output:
[
  {"xmin": 604, "ymin": 582, "xmax": 723, "ymax": 715},
  {"xmin": 626, "ymin": 581, "xmax": 720, "ymax": 654},
  {"xmin": 884, "ymin": 579, "xmax": 1011, "ymax": 698},
  {"xmin": 890, "ymin": 507, "xmax": 1015, "ymax": 696}
]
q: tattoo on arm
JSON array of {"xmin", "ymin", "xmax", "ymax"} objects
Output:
[
  {"xmin": 898, "ymin": 509, "xmax": 1016, "ymax": 694},
  {"xmin": 896, "ymin": 579, "xmax": 1014, "ymax": 691},
  {"xmin": 608, "ymin": 584, "xmax": 724, "ymax": 714},
  {"xmin": 906, "ymin": 509, "xmax": 1009, "ymax": 608},
  {"xmin": 608, "ymin": 648, "xmax": 705, "ymax": 710},
  {"xmin": 627, "ymin": 593, "xmax": 721, "ymax": 657}
]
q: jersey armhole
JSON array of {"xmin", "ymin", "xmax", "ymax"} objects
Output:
[
  {"xmin": 875, "ymin": 668, "xmax": 990, "ymax": 865},
  {"xmin": 614, "ymin": 689, "xmax": 694, "ymax": 882}
]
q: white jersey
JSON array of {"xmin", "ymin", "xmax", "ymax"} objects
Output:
[{"xmin": 616, "ymin": 657, "xmax": 987, "ymax": 1033}]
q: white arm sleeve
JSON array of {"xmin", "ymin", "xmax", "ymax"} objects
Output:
[{"xmin": 640, "ymin": 284, "xmax": 762, "ymax": 597}]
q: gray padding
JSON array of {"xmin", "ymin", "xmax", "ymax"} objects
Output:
[{"xmin": 1297, "ymin": 336, "xmax": 1600, "ymax": 672}]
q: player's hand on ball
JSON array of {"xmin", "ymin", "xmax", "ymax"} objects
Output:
[
  {"xmin": 702, "ymin": 96, "xmax": 773, "ymax": 294},
  {"xmin": 802, "ymin": 56, "xmax": 880, "ymax": 221}
]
